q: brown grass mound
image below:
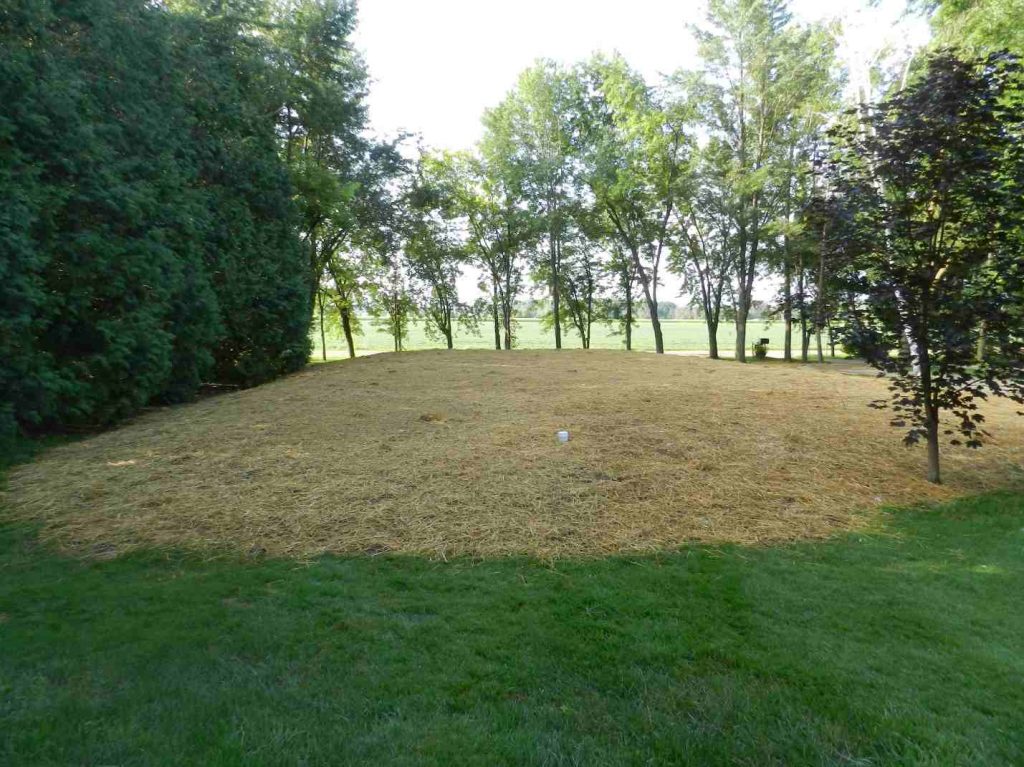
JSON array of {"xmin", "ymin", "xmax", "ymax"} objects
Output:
[{"xmin": 5, "ymin": 350, "xmax": 1024, "ymax": 558}]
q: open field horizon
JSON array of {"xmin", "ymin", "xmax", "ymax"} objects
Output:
[{"xmin": 312, "ymin": 317, "xmax": 811, "ymax": 357}]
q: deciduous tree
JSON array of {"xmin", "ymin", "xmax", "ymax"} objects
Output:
[
  {"xmin": 827, "ymin": 50, "xmax": 1024, "ymax": 483},
  {"xmin": 575, "ymin": 55, "xmax": 692, "ymax": 354}
]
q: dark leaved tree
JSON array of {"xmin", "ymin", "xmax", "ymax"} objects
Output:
[{"xmin": 826, "ymin": 50, "xmax": 1024, "ymax": 483}]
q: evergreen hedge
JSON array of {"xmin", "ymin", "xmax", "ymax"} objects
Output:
[{"xmin": 0, "ymin": 0, "xmax": 310, "ymax": 451}]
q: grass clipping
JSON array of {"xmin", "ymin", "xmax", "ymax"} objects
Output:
[{"xmin": 5, "ymin": 350, "xmax": 1024, "ymax": 559}]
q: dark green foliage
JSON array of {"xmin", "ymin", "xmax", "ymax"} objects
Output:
[
  {"xmin": 175, "ymin": 9, "xmax": 312, "ymax": 386},
  {"xmin": 2, "ymin": 0, "xmax": 200, "ymax": 428},
  {"xmin": 0, "ymin": 0, "xmax": 310, "ymax": 443}
]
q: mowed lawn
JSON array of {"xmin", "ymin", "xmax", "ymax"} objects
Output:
[
  {"xmin": 313, "ymin": 317, "xmax": 791, "ymax": 356},
  {"xmin": 1, "ymin": 494, "xmax": 1023, "ymax": 765}
]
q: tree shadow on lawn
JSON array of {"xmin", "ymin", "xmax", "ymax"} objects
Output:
[{"xmin": 0, "ymin": 493, "xmax": 1022, "ymax": 766}]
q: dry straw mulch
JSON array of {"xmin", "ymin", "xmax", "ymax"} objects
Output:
[{"xmin": 5, "ymin": 350, "xmax": 1024, "ymax": 559}]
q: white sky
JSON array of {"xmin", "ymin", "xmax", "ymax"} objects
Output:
[{"xmin": 352, "ymin": 0, "xmax": 931, "ymax": 305}]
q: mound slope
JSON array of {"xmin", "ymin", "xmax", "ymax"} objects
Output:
[{"xmin": 6, "ymin": 350, "xmax": 1023, "ymax": 557}]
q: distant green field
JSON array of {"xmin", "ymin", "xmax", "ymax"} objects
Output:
[{"xmin": 312, "ymin": 317, "xmax": 793, "ymax": 357}]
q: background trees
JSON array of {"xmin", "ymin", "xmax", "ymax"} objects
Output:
[
  {"xmin": 319, "ymin": 140, "xmax": 408, "ymax": 359},
  {"xmin": 928, "ymin": 0, "xmax": 1024, "ymax": 53},
  {"xmin": 273, "ymin": 0, "xmax": 360, "ymax": 290},
  {"xmin": 402, "ymin": 153, "xmax": 474, "ymax": 349},
  {"xmin": 689, "ymin": 0, "xmax": 838, "ymax": 362},
  {"xmin": 435, "ymin": 152, "xmax": 537, "ymax": 350},
  {"xmin": 672, "ymin": 139, "xmax": 736, "ymax": 359},
  {"xmin": 574, "ymin": 55, "xmax": 692, "ymax": 355},
  {"xmin": 483, "ymin": 62, "xmax": 579, "ymax": 349}
]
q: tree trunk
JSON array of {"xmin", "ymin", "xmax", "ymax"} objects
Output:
[
  {"xmin": 895, "ymin": 289, "xmax": 921, "ymax": 376},
  {"xmin": 551, "ymin": 230, "xmax": 561, "ymax": 350},
  {"xmin": 318, "ymin": 291, "xmax": 327, "ymax": 362},
  {"xmin": 976, "ymin": 320, "xmax": 987, "ymax": 361},
  {"xmin": 391, "ymin": 303, "xmax": 399, "ymax": 352},
  {"xmin": 734, "ymin": 297, "xmax": 749, "ymax": 362},
  {"xmin": 817, "ymin": 223, "xmax": 827, "ymax": 364},
  {"xmin": 638, "ymin": 275, "xmax": 664, "ymax": 354},
  {"xmin": 340, "ymin": 307, "xmax": 355, "ymax": 360},
  {"xmin": 707, "ymin": 320, "xmax": 719, "ymax": 360},
  {"xmin": 503, "ymin": 303, "xmax": 512, "ymax": 351},
  {"xmin": 443, "ymin": 306, "xmax": 454, "ymax": 350},
  {"xmin": 585, "ymin": 293, "xmax": 593, "ymax": 350},
  {"xmin": 918, "ymin": 340, "xmax": 941, "ymax": 484},
  {"xmin": 734, "ymin": 212, "xmax": 759, "ymax": 364},
  {"xmin": 796, "ymin": 243, "xmax": 808, "ymax": 362},
  {"xmin": 625, "ymin": 290, "xmax": 633, "ymax": 351},
  {"xmin": 650, "ymin": 311, "xmax": 664, "ymax": 354},
  {"xmin": 782, "ymin": 143, "xmax": 795, "ymax": 363},
  {"xmin": 783, "ymin": 258, "xmax": 793, "ymax": 362},
  {"xmin": 926, "ymin": 409, "xmax": 941, "ymax": 484},
  {"xmin": 491, "ymin": 282, "xmax": 501, "ymax": 351},
  {"xmin": 307, "ymin": 241, "xmax": 321, "ymax": 315}
]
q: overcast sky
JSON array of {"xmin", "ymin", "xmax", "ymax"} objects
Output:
[{"xmin": 351, "ymin": 0, "xmax": 931, "ymax": 305}]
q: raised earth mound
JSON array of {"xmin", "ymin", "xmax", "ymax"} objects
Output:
[{"xmin": 5, "ymin": 350, "xmax": 1024, "ymax": 557}]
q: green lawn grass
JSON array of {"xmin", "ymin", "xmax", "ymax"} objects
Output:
[
  {"xmin": 314, "ymin": 317, "xmax": 796, "ymax": 355},
  {"xmin": 2, "ymin": 483, "xmax": 1022, "ymax": 764}
]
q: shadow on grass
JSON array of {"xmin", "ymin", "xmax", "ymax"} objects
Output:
[{"xmin": 1, "ymin": 491, "xmax": 1022, "ymax": 766}]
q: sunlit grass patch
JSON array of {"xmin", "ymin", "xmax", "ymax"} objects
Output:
[{"xmin": 4, "ymin": 350, "xmax": 1023, "ymax": 558}]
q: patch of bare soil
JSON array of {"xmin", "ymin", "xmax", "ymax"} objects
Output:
[{"xmin": 5, "ymin": 350, "xmax": 1023, "ymax": 558}]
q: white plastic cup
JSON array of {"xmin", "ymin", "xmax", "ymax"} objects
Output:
[{"xmin": 557, "ymin": 430, "xmax": 570, "ymax": 443}]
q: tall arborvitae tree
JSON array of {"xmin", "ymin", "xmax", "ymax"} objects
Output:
[
  {"xmin": 1, "ymin": 0, "xmax": 215, "ymax": 430},
  {"xmin": 827, "ymin": 51, "xmax": 1024, "ymax": 484},
  {"xmin": 177, "ymin": 2, "xmax": 313, "ymax": 386},
  {"xmin": 1, "ymin": 0, "xmax": 310, "ymax": 447}
]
